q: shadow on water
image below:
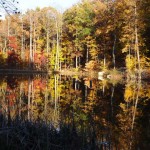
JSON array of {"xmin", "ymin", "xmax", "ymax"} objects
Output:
[{"xmin": 0, "ymin": 74, "xmax": 150, "ymax": 149}]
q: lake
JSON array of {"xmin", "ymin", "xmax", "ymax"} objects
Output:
[{"xmin": 0, "ymin": 74, "xmax": 149, "ymax": 150}]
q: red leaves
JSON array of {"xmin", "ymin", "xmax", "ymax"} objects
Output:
[
  {"xmin": 34, "ymin": 52, "xmax": 47, "ymax": 65},
  {"xmin": 8, "ymin": 36, "xmax": 18, "ymax": 50},
  {"xmin": 33, "ymin": 79, "xmax": 46, "ymax": 90}
]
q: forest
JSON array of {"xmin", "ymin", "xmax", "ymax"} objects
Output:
[
  {"xmin": 0, "ymin": 0, "xmax": 150, "ymax": 76},
  {"xmin": 0, "ymin": 0, "xmax": 150, "ymax": 149}
]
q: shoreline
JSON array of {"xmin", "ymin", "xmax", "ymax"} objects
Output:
[
  {"xmin": 0, "ymin": 69, "xmax": 48, "ymax": 74},
  {"xmin": 0, "ymin": 68, "xmax": 149, "ymax": 80}
]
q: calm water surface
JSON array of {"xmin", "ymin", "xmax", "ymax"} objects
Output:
[{"xmin": 0, "ymin": 74, "xmax": 150, "ymax": 150}]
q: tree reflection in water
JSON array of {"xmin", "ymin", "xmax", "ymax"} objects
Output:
[{"xmin": 0, "ymin": 74, "xmax": 149, "ymax": 149}]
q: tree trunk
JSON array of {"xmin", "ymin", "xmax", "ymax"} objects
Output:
[
  {"xmin": 19, "ymin": 82, "xmax": 23, "ymax": 119},
  {"xmin": 104, "ymin": 54, "xmax": 106, "ymax": 69},
  {"xmin": 21, "ymin": 17, "xmax": 25, "ymax": 61},
  {"xmin": 132, "ymin": 80, "xmax": 140, "ymax": 130},
  {"xmin": 29, "ymin": 14, "xmax": 33, "ymax": 69},
  {"xmin": 75, "ymin": 56, "xmax": 78, "ymax": 68},
  {"xmin": 112, "ymin": 34, "xmax": 116, "ymax": 69},
  {"xmin": 86, "ymin": 47, "xmax": 89, "ymax": 63},
  {"xmin": 135, "ymin": 2, "xmax": 141, "ymax": 79},
  {"xmin": 28, "ymin": 77, "xmax": 31, "ymax": 120},
  {"xmin": 55, "ymin": 21, "xmax": 59, "ymax": 70}
]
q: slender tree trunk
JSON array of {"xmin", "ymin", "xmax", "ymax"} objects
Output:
[
  {"xmin": 55, "ymin": 21, "xmax": 59, "ymax": 70},
  {"xmin": 135, "ymin": 2, "xmax": 141, "ymax": 79},
  {"xmin": 110, "ymin": 86, "xmax": 115, "ymax": 121},
  {"xmin": 104, "ymin": 54, "xmax": 106, "ymax": 69},
  {"xmin": 79, "ymin": 56, "xmax": 81, "ymax": 67},
  {"xmin": 112, "ymin": 34, "xmax": 116, "ymax": 69},
  {"xmin": 59, "ymin": 15, "xmax": 63, "ymax": 71},
  {"xmin": 28, "ymin": 77, "xmax": 31, "ymax": 120},
  {"xmin": 54, "ymin": 75, "xmax": 59, "ymax": 126},
  {"xmin": 75, "ymin": 56, "xmax": 78, "ymax": 68},
  {"xmin": 44, "ymin": 82, "xmax": 48, "ymax": 123},
  {"xmin": 103, "ymin": 44, "xmax": 106, "ymax": 69},
  {"xmin": 29, "ymin": 14, "xmax": 33, "ymax": 69},
  {"xmin": 85, "ymin": 85, "xmax": 87, "ymax": 102},
  {"xmin": 33, "ymin": 21, "xmax": 36, "ymax": 63},
  {"xmin": 102, "ymin": 84, "xmax": 105, "ymax": 96},
  {"xmin": 86, "ymin": 47, "xmax": 89, "ymax": 63},
  {"xmin": 19, "ymin": 82, "xmax": 23, "ymax": 119},
  {"xmin": 74, "ymin": 78, "xmax": 77, "ymax": 90},
  {"xmin": 31, "ymin": 80, "xmax": 34, "ymax": 121},
  {"xmin": 132, "ymin": 80, "xmax": 140, "ymax": 130},
  {"xmin": 7, "ymin": 17, "xmax": 10, "ymax": 37},
  {"xmin": 21, "ymin": 17, "xmax": 25, "ymax": 61},
  {"xmin": 54, "ymin": 75, "xmax": 57, "ymax": 113}
]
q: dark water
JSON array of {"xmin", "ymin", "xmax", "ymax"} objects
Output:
[{"xmin": 0, "ymin": 74, "xmax": 150, "ymax": 150}]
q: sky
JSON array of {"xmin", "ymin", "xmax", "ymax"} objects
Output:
[{"xmin": 19, "ymin": 0, "xmax": 81, "ymax": 12}]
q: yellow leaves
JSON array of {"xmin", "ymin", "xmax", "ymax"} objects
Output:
[
  {"xmin": 37, "ymin": 39, "xmax": 44, "ymax": 45},
  {"xmin": 124, "ymin": 9, "xmax": 131, "ymax": 15},
  {"xmin": 37, "ymin": 39, "xmax": 45, "ymax": 50},
  {"xmin": 125, "ymin": 55, "xmax": 136, "ymax": 71},
  {"xmin": 85, "ymin": 60, "xmax": 97, "ymax": 70},
  {"xmin": 140, "ymin": 56, "xmax": 150, "ymax": 68},
  {"xmin": 0, "ymin": 82, "xmax": 7, "ymax": 90},
  {"xmin": 90, "ymin": 47, "xmax": 98, "ymax": 57},
  {"xmin": 120, "ymin": 103, "xmax": 127, "ymax": 112},
  {"xmin": 124, "ymin": 86, "xmax": 133, "ymax": 102},
  {"xmin": 122, "ymin": 46, "xmax": 128, "ymax": 53},
  {"xmin": 93, "ymin": 0, "xmax": 107, "ymax": 14},
  {"xmin": 34, "ymin": 98, "xmax": 43, "ymax": 104}
]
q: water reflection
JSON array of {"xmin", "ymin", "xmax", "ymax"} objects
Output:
[{"xmin": 0, "ymin": 74, "xmax": 150, "ymax": 149}]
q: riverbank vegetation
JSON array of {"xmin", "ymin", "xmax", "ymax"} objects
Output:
[{"xmin": 0, "ymin": 0, "xmax": 150, "ymax": 78}]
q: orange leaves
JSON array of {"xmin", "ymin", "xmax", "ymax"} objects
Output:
[
  {"xmin": 8, "ymin": 36, "xmax": 18, "ymax": 50},
  {"xmin": 33, "ymin": 79, "xmax": 46, "ymax": 91},
  {"xmin": 85, "ymin": 60, "xmax": 98, "ymax": 71}
]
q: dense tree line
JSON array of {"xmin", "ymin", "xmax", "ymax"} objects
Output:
[
  {"xmin": 0, "ymin": 0, "xmax": 149, "ymax": 73},
  {"xmin": 62, "ymin": 0, "xmax": 150, "ymax": 73}
]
